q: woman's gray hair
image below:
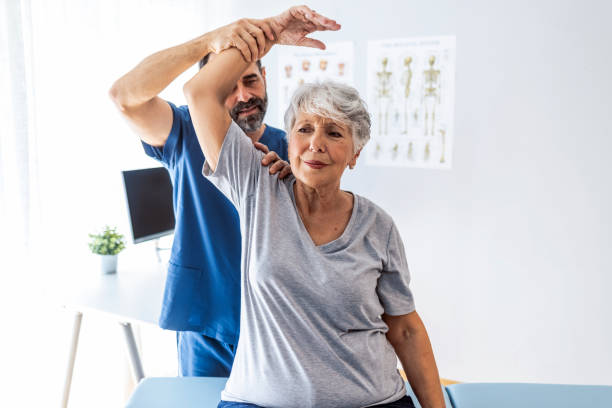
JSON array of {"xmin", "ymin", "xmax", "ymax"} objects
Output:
[{"xmin": 283, "ymin": 81, "xmax": 371, "ymax": 153}]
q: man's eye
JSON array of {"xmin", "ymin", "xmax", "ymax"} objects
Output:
[
  {"xmin": 329, "ymin": 132, "xmax": 342, "ymax": 137},
  {"xmin": 245, "ymin": 80, "xmax": 257, "ymax": 86}
]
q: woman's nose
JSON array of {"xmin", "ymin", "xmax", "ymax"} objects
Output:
[{"xmin": 308, "ymin": 130, "xmax": 325, "ymax": 152}]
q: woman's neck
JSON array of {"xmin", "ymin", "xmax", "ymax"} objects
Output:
[{"xmin": 294, "ymin": 180, "xmax": 351, "ymax": 216}]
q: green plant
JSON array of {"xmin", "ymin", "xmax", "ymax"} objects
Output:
[{"xmin": 88, "ymin": 225, "xmax": 126, "ymax": 255}]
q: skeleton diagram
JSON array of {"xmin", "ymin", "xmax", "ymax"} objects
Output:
[
  {"xmin": 375, "ymin": 57, "xmax": 393, "ymax": 136},
  {"xmin": 424, "ymin": 142, "xmax": 431, "ymax": 161},
  {"xmin": 422, "ymin": 55, "xmax": 441, "ymax": 137},
  {"xmin": 439, "ymin": 129, "xmax": 446, "ymax": 163},
  {"xmin": 319, "ymin": 59, "xmax": 328, "ymax": 71},
  {"xmin": 400, "ymin": 56, "xmax": 413, "ymax": 135},
  {"xmin": 391, "ymin": 143, "xmax": 399, "ymax": 160}
]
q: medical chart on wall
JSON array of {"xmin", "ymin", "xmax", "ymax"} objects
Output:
[
  {"xmin": 277, "ymin": 42, "xmax": 354, "ymax": 125},
  {"xmin": 366, "ymin": 36, "xmax": 456, "ymax": 169}
]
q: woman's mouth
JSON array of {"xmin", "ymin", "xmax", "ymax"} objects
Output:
[{"xmin": 304, "ymin": 160, "xmax": 328, "ymax": 169}]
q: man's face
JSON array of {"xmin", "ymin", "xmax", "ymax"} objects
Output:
[{"xmin": 224, "ymin": 63, "xmax": 268, "ymax": 133}]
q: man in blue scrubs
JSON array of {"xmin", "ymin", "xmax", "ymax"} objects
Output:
[{"xmin": 108, "ymin": 17, "xmax": 297, "ymax": 376}]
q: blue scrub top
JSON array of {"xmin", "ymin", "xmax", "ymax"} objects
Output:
[{"xmin": 142, "ymin": 101, "xmax": 288, "ymax": 344}]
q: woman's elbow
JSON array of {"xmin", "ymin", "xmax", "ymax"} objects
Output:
[
  {"xmin": 385, "ymin": 313, "xmax": 427, "ymax": 346},
  {"xmin": 183, "ymin": 81, "xmax": 220, "ymax": 108},
  {"xmin": 182, "ymin": 80, "xmax": 198, "ymax": 103},
  {"xmin": 386, "ymin": 326, "xmax": 414, "ymax": 347}
]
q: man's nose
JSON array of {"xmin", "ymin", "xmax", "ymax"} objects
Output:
[{"xmin": 236, "ymin": 83, "xmax": 251, "ymax": 103}]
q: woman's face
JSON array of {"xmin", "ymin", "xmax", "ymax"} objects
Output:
[{"xmin": 288, "ymin": 111, "xmax": 360, "ymax": 190}]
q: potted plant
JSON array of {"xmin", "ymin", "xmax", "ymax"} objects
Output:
[{"xmin": 88, "ymin": 225, "xmax": 126, "ymax": 274}]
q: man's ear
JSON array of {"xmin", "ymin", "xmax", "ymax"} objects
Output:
[{"xmin": 261, "ymin": 66, "xmax": 267, "ymax": 89}]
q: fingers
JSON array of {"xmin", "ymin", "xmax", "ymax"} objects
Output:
[
  {"xmin": 232, "ymin": 33, "xmax": 252, "ymax": 61},
  {"xmin": 245, "ymin": 21, "xmax": 266, "ymax": 58},
  {"xmin": 278, "ymin": 162, "xmax": 293, "ymax": 179},
  {"xmin": 253, "ymin": 19, "xmax": 275, "ymax": 42},
  {"xmin": 268, "ymin": 159, "xmax": 289, "ymax": 175},
  {"xmin": 294, "ymin": 6, "xmax": 340, "ymax": 31},
  {"xmin": 298, "ymin": 37, "xmax": 326, "ymax": 50},
  {"xmin": 290, "ymin": 6, "xmax": 313, "ymax": 25},
  {"xmin": 254, "ymin": 142, "xmax": 270, "ymax": 154},
  {"xmin": 238, "ymin": 30, "xmax": 259, "ymax": 62},
  {"xmin": 261, "ymin": 150, "xmax": 278, "ymax": 165},
  {"xmin": 311, "ymin": 12, "xmax": 341, "ymax": 31}
]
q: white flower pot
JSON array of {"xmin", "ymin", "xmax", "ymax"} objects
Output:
[{"xmin": 100, "ymin": 254, "xmax": 118, "ymax": 274}]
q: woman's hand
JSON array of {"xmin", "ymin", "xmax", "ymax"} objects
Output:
[
  {"xmin": 208, "ymin": 7, "xmax": 341, "ymax": 63},
  {"xmin": 265, "ymin": 6, "xmax": 341, "ymax": 50}
]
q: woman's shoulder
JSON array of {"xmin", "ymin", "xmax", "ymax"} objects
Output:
[
  {"xmin": 258, "ymin": 170, "xmax": 295, "ymax": 198},
  {"xmin": 352, "ymin": 194, "xmax": 395, "ymax": 230}
]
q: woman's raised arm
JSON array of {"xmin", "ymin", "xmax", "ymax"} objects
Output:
[
  {"xmin": 182, "ymin": 22, "xmax": 271, "ymax": 171},
  {"xmin": 183, "ymin": 6, "xmax": 340, "ymax": 171}
]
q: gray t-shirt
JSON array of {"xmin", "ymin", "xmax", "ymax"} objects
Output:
[{"xmin": 203, "ymin": 121, "xmax": 416, "ymax": 408}]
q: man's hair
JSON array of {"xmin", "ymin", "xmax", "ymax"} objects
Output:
[{"xmin": 198, "ymin": 53, "xmax": 262, "ymax": 71}]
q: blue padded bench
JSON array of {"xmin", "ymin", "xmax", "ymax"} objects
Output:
[
  {"xmin": 125, "ymin": 377, "xmax": 227, "ymax": 408},
  {"xmin": 446, "ymin": 382, "xmax": 612, "ymax": 408},
  {"xmin": 125, "ymin": 377, "xmax": 452, "ymax": 407}
]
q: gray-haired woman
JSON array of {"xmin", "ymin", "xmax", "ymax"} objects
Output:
[{"xmin": 183, "ymin": 6, "xmax": 446, "ymax": 408}]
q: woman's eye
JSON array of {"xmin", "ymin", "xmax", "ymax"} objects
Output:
[
  {"xmin": 329, "ymin": 132, "xmax": 342, "ymax": 138},
  {"xmin": 298, "ymin": 127, "xmax": 310, "ymax": 133}
]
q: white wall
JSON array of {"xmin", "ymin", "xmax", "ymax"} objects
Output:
[{"xmin": 217, "ymin": 0, "xmax": 612, "ymax": 384}]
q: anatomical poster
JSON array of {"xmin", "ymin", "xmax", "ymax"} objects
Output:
[
  {"xmin": 277, "ymin": 41, "xmax": 354, "ymax": 124},
  {"xmin": 366, "ymin": 36, "xmax": 456, "ymax": 169}
]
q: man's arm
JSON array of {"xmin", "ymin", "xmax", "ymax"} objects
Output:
[
  {"xmin": 108, "ymin": 20, "xmax": 274, "ymax": 147},
  {"xmin": 383, "ymin": 311, "xmax": 446, "ymax": 408}
]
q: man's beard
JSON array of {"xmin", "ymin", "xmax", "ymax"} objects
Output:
[{"xmin": 230, "ymin": 93, "xmax": 268, "ymax": 133}]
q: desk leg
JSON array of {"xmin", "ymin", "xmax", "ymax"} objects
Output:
[
  {"xmin": 120, "ymin": 322, "xmax": 145, "ymax": 382},
  {"xmin": 61, "ymin": 311, "xmax": 83, "ymax": 408}
]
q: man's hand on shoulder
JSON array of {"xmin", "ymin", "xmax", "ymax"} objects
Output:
[{"xmin": 254, "ymin": 142, "xmax": 292, "ymax": 179}]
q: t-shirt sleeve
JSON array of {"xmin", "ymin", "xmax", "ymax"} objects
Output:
[
  {"xmin": 377, "ymin": 222, "xmax": 416, "ymax": 316},
  {"xmin": 141, "ymin": 101, "xmax": 185, "ymax": 169},
  {"xmin": 202, "ymin": 121, "xmax": 262, "ymax": 208}
]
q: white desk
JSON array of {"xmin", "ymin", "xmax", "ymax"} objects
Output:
[{"xmin": 54, "ymin": 253, "xmax": 167, "ymax": 408}]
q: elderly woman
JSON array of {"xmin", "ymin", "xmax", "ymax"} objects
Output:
[{"xmin": 183, "ymin": 6, "xmax": 445, "ymax": 408}]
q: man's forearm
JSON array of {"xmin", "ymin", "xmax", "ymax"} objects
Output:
[
  {"xmin": 394, "ymin": 328, "xmax": 445, "ymax": 408},
  {"xmin": 109, "ymin": 33, "xmax": 211, "ymax": 110}
]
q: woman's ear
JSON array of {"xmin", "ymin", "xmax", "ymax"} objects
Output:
[{"xmin": 348, "ymin": 148, "xmax": 362, "ymax": 169}]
